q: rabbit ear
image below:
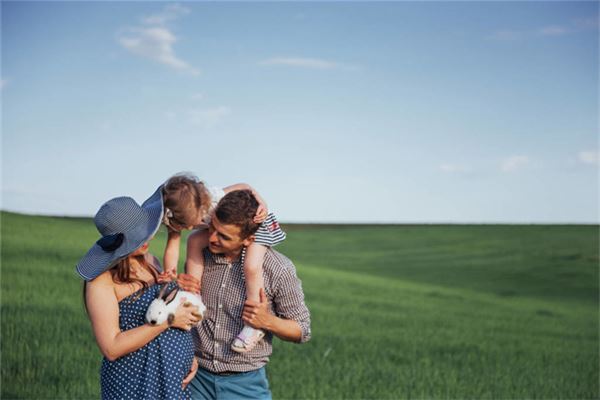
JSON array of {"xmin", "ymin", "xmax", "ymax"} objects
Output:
[
  {"xmin": 158, "ymin": 284, "xmax": 169, "ymax": 300},
  {"xmin": 164, "ymin": 287, "xmax": 179, "ymax": 305}
]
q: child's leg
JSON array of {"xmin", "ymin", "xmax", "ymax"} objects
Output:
[
  {"xmin": 186, "ymin": 229, "xmax": 209, "ymax": 288},
  {"xmin": 232, "ymin": 243, "xmax": 268, "ymax": 353},
  {"xmin": 243, "ymin": 243, "xmax": 267, "ymax": 303}
]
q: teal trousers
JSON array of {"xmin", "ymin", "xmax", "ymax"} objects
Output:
[{"xmin": 188, "ymin": 366, "xmax": 272, "ymax": 400}]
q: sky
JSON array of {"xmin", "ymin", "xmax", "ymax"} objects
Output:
[{"xmin": 1, "ymin": 1, "xmax": 598, "ymax": 223}]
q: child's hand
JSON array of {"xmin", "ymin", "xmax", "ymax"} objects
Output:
[
  {"xmin": 254, "ymin": 204, "xmax": 268, "ymax": 224},
  {"xmin": 157, "ymin": 270, "xmax": 177, "ymax": 283}
]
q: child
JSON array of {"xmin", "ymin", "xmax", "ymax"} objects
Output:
[{"xmin": 156, "ymin": 173, "xmax": 286, "ymax": 353}]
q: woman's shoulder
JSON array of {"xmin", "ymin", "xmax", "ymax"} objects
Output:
[{"xmin": 88, "ymin": 270, "xmax": 114, "ymax": 287}]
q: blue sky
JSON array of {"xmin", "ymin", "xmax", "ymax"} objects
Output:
[{"xmin": 2, "ymin": 1, "xmax": 598, "ymax": 223}]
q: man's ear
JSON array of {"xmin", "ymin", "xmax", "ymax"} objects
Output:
[{"xmin": 242, "ymin": 234, "xmax": 255, "ymax": 247}]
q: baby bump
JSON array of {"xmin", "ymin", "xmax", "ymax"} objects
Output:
[{"xmin": 160, "ymin": 329, "xmax": 195, "ymax": 375}]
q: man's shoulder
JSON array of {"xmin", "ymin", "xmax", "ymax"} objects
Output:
[{"xmin": 263, "ymin": 248, "xmax": 296, "ymax": 274}]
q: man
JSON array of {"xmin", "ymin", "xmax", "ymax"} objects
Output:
[{"xmin": 178, "ymin": 189, "xmax": 311, "ymax": 399}]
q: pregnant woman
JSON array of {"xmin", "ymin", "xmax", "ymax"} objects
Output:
[{"xmin": 76, "ymin": 190, "xmax": 201, "ymax": 399}]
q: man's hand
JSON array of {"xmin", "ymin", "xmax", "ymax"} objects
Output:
[
  {"xmin": 177, "ymin": 273, "xmax": 201, "ymax": 294},
  {"xmin": 182, "ymin": 357, "xmax": 198, "ymax": 390},
  {"xmin": 242, "ymin": 288, "xmax": 273, "ymax": 330}
]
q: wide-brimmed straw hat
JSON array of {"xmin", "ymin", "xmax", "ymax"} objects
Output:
[{"xmin": 76, "ymin": 187, "xmax": 164, "ymax": 281}]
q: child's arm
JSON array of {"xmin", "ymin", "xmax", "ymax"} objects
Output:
[
  {"xmin": 222, "ymin": 183, "xmax": 268, "ymax": 223},
  {"xmin": 159, "ymin": 230, "xmax": 180, "ymax": 282},
  {"xmin": 185, "ymin": 229, "xmax": 209, "ymax": 285},
  {"xmin": 243, "ymin": 242, "xmax": 268, "ymax": 303}
]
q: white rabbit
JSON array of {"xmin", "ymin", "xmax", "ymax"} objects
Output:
[{"xmin": 146, "ymin": 284, "xmax": 207, "ymax": 326}]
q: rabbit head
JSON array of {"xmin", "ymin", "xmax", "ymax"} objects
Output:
[{"xmin": 145, "ymin": 285, "xmax": 179, "ymax": 325}]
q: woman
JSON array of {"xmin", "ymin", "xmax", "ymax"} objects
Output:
[{"xmin": 76, "ymin": 191, "xmax": 201, "ymax": 399}]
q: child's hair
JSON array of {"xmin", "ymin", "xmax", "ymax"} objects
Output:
[
  {"xmin": 215, "ymin": 189, "xmax": 260, "ymax": 239},
  {"xmin": 162, "ymin": 173, "xmax": 211, "ymax": 232}
]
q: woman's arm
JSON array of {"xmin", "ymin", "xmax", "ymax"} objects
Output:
[{"xmin": 86, "ymin": 273, "xmax": 199, "ymax": 361}]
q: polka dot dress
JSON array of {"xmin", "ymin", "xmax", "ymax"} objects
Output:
[{"xmin": 100, "ymin": 282, "xmax": 195, "ymax": 400}]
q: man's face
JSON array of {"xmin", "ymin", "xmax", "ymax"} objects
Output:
[{"xmin": 208, "ymin": 215, "xmax": 254, "ymax": 258}]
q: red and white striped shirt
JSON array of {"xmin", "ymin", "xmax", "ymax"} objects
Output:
[{"xmin": 193, "ymin": 248, "xmax": 311, "ymax": 373}]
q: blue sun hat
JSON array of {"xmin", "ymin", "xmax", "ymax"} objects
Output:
[{"xmin": 76, "ymin": 187, "xmax": 164, "ymax": 281}]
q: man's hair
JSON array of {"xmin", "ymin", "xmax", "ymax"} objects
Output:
[{"xmin": 215, "ymin": 190, "xmax": 260, "ymax": 239}]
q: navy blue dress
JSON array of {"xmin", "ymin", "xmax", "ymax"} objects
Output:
[{"xmin": 100, "ymin": 282, "xmax": 195, "ymax": 399}]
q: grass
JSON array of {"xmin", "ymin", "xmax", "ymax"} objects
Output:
[{"xmin": 1, "ymin": 211, "xmax": 598, "ymax": 399}]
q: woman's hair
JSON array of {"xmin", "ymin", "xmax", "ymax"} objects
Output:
[
  {"xmin": 110, "ymin": 254, "xmax": 158, "ymax": 296},
  {"xmin": 162, "ymin": 173, "xmax": 211, "ymax": 232},
  {"xmin": 82, "ymin": 254, "xmax": 159, "ymax": 312},
  {"xmin": 215, "ymin": 189, "xmax": 260, "ymax": 239}
]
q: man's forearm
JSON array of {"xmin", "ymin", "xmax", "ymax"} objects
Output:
[{"xmin": 265, "ymin": 315, "xmax": 302, "ymax": 342}]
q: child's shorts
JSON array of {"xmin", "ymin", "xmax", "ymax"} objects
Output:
[{"xmin": 254, "ymin": 213, "xmax": 286, "ymax": 247}]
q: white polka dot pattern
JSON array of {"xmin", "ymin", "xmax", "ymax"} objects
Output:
[{"xmin": 100, "ymin": 282, "xmax": 195, "ymax": 399}]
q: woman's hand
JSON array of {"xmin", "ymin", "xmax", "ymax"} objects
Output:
[
  {"xmin": 182, "ymin": 357, "xmax": 198, "ymax": 390},
  {"xmin": 169, "ymin": 300, "xmax": 202, "ymax": 331}
]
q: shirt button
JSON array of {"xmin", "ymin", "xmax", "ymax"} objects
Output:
[
  {"xmin": 221, "ymin": 283, "xmax": 226, "ymax": 288},
  {"xmin": 218, "ymin": 304, "xmax": 223, "ymax": 309},
  {"xmin": 215, "ymin": 324, "xmax": 220, "ymax": 328},
  {"xmin": 215, "ymin": 343, "xmax": 219, "ymax": 347}
]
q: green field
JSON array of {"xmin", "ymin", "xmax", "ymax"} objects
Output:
[{"xmin": 1, "ymin": 211, "xmax": 598, "ymax": 399}]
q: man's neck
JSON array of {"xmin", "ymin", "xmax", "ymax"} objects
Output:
[{"xmin": 219, "ymin": 248, "xmax": 243, "ymax": 263}]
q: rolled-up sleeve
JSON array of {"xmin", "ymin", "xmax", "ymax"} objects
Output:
[{"xmin": 272, "ymin": 263, "xmax": 311, "ymax": 343}]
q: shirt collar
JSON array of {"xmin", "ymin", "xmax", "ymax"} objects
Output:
[{"xmin": 205, "ymin": 247, "xmax": 247, "ymax": 265}]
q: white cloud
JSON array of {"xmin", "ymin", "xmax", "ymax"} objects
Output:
[
  {"xmin": 538, "ymin": 25, "xmax": 570, "ymax": 36},
  {"xmin": 190, "ymin": 92, "xmax": 204, "ymax": 101},
  {"xmin": 501, "ymin": 155, "xmax": 530, "ymax": 172},
  {"xmin": 118, "ymin": 27, "xmax": 199, "ymax": 76},
  {"xmin": 260, "ymin": 57, "xmax": 358, "ymax": 71},
  {"xmin": 142, "ymin": 4, "xmax": 190, "ymax": 25},
  {"xmin": 578, "ymin": 150, "xmax": 599, "ymax": 165},
  {"xmin": 1, "ymin": 79, "xmax": 8, "ymax": 89},
  {"xmin": 188, "ymin": 106, "xmax": 231, "ymax": 128},
  {"xmin": 118, "ymin": 4, "xmax": 199, "ymax": 76},
  {"xmin": 440, "ymin": 164, "xmax": 470, "ymax": 174}
]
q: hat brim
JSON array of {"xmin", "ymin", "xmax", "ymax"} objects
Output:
[{"xmin": 76, "ymin": 187, "xmax": 164, "ymax": 281}]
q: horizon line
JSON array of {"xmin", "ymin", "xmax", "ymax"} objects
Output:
[{"xmin": 1, "ymin": 209, "xmax": 598, "ymax": 226}]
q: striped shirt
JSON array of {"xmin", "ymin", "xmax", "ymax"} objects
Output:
[{"xmin": 193, "ymin": 247, "xmax": 311, "ymax": 373}]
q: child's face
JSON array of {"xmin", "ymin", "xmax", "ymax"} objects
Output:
[{"xmin": 187, "ymin": 211, "xmax": 206, "ymax": 230}]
